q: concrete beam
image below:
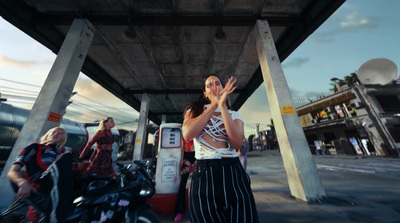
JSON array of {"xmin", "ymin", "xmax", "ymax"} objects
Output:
[
  {"xmin": 254, "ymin": 20, "xmax": 326, "ymax": 202},
  {"xmin": 132, "ymin": 93, "xmax": 150, "ymax": 163},
  {"xmin": 0, "ymin": 19, "xmax": 95, "ymax": 209}
]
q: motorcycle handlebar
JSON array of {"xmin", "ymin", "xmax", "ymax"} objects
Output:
[{"xmin": 114, "ymin": 160, "xmax": 146, "ymax": 170}]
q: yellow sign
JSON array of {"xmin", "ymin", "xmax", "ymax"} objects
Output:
[
  {"xmin": 319, "ymin": 110, "xmax": 328, "ymax": 118},
  {"xmin": 136, "ymin": 139, "xmax": 142, "ymax": 143},
  {"xmin": 281, "ymin": 105, "xmax": 295, "ymax": 114}
]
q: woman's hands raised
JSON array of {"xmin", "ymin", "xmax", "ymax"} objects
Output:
[{"xmin": 211, "ymin": 76, "xmax": 237, "ymax": 108}]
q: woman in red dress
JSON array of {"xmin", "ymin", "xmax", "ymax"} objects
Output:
[{"xmin": 78, "ymin": 117, "xmax": 116, "ymax": 177}]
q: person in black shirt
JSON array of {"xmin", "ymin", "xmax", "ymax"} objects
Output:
[{"xmin": 7, "ymin": 127, "xmax": 69, "ymax": 222}]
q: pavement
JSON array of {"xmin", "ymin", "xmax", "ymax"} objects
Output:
[{"xmin": 158, "ymin": 150, "xmax": 400, "ymax": 223}]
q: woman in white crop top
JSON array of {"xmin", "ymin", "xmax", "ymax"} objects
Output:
[{"xmin": 182, "ymin": 74, "xmax": 258, "ymax": 223}]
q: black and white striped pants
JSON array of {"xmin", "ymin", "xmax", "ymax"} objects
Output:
[{"xmin": 189, "ymin": 158, "xmax": 258, "ymax": 223}]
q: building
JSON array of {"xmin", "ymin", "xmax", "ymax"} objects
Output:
[{"xmin": 296, "ymin": 84, "xmax": 400, "ymax": 157}]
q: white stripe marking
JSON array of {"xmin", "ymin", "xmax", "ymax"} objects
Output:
[{"xmin": 317, "ymin": 164, "xmax": 375, "ymax": 173}]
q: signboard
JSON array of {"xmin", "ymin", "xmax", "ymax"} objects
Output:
[
  {"xmin": 314, "ymin": 140, "xmax": 321, "ymax": 150},
  {"xmin": 335, "ymin": 105, "xmax": 343, "ymax": 115},
  {"xmin": 349, "ymin": 136, "xmax": 363, "ymax": 155},
  {"xmin": 281, "ymin": 105, "xmax": 295, "ymax": 114},
  {"xmin": 161, "ymin": 159, "xmax": 177, "ymax": 182},
  {"xmin": 48, "ymin": 112, "xmax": 62, "ymax": 123},
  {"xmin": 319, "ymin": 110, "xmax": 328, "ymax": 118}
]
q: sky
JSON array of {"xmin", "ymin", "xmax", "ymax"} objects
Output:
[{"xmin": 1, "ymin": 0, "xmax": 399, "ymax": 137}]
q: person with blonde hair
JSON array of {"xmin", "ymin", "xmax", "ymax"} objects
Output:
[
  {"xmin": 7, "ymin": 127, "xmax": 70, "ymax": 222},
  {"xmin": 78, "ymin": 117, "xmax": 116, "ymax": 177}
]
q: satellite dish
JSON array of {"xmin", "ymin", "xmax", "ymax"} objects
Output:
[{"xmin": 357, "ymin": 58, "xmax": 398, "ymax": 85}]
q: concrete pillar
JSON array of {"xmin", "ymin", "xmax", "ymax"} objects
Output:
[
  {"xmin": 254, "ymin": 20, "xmax": 325, "ymax": 202},
  {"xmin": 162, "ymin": 114, "xmax": 167, "ymax": 124},
  {"xmin": 0, "ymin": 19, "xmax": 94, "ymax": 209},
  {"xmin": 132, "ymin": 93, "xmax": 150, "ymax": 163}
]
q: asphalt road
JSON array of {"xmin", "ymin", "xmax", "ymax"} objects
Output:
[{"xmin": 159, "ymin": 150, "xmax": 400, "ymax": 223}]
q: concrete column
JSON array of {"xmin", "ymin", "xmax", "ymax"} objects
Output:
[
  {"xmin": 254, "ymin": 20, "xmax": 325, "ymax": 202},
  {"xmin": 0, "ymin": 19, "xmax": 95, "ymax": 209},
  {"xmin": 162, "ymin": 114, "xmax": 167, "ymax": 124},
  {"xmin": 132, "ymin": 93, "xmax": 150, "ymax": 163}
]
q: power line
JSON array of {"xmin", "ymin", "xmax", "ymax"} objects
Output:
[
  {"xmin": 68, "ymin": 103, "xmax": 111, "ymax": 120},
  {"xmin": 0, "ymin": 79, "xmax": 136, "ymax": 111},
  {"xmin": 70, "ymin": 100, "xmax": 137, "ymax": 121},
  {"xmin": 3, "ymin": 92, "xmax": 138, "ymax": 123},
  {"xmin": 0, "ymin": 89, "xmax": 39, "ymax": 97},
  {"xmin": 0, "ymin": 78, "xmax": 42, "ymax": 88},
  {"xmin": 1, "ymin": 93, "xmax": 37, "ymax": 101},
  {"xmin": 2, "ymin": 101, "xmax": 33, "ymax": 105},
  {"xmin": 1, "ymin": 90, "xmax": 134, "ymax": 117},
  {"xmin": 64, "ymin": 108, "xmax": 102, "ymax": 123},
  {"xmin": 68, "ymin": 102, "xmax": 137, "ymax": 125},
  {"xmin": 1, "ymin": 93, "xmax": 125, "ymax": 124},
  {"xmin": 1, "ymin": 79, "xmax": 139, "ymax": 129},
  {"xmin": 75, "ymin": 93, "xmax": 136, "ymax": 115},
  {"xmin": 0, "ymin": 86, "xmax": 40, "ymax": 94}
]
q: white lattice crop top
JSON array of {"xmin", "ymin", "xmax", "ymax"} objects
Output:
[{"xmin": 193, "ymin": 104, "xmax": 243, "ymax": 160}]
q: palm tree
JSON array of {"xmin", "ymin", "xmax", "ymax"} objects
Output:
[
  {"xmin": 344, "ymin": 72, "xmax": 360, "ymax": 86},
  {"xmin": 330, "ymin": 72, "xmax": 360, "ymax": 92}
]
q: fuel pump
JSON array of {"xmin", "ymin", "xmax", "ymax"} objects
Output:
[
  {"xmin": 154, "ymin": 123, "xmax": 182, "ymax": 194},
  {"xmin": 148, "ymin": 123, "xmax": 183, "ymax": 216}
]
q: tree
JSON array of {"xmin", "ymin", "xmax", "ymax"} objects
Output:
[
  {"xmin": 330, "ymin": 72, "xmax": 360, "ymax": 93},
  {"xmin": 344, "ymin": 72, "xmax": 360, "ymax": 85}
]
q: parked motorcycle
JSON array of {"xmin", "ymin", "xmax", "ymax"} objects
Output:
[
  {"xmin": 0, "ymin": 158, "xmax": 160, "ymax": 223},
  {"xmin": 144, "ymin": 158, "xmax": 157, "ymax": 181}
]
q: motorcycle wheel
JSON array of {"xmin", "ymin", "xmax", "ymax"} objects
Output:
[{"xmin": 124, "ymin": 209, "xmax": 160, "ymax": 223}]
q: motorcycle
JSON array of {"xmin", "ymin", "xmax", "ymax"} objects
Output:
[
  {"xmin": 1, "ymin": 157, "xmax": 160, "ymax": 223},
  {"xmin": 144, "ymin": 158, "xmax": 157, "ymax": 181}
]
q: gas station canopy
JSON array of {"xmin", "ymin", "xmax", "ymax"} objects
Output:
[{"xmin": 0, "ymin": 0, "xmax": 345, "ymax": 124}]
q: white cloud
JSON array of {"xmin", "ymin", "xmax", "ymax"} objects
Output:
[
  {"xmin": 313, "ymin": 10, "xmax": 378, "ymax": 43},
  {"xmin": 340, "ymin": 12, "xmax": 369, "ymax": 29},
  {"xmin": 0, "ymin": 54, "xmax": 55, "ymax": 70},
  {"xmin": 0, "ymin": 55, "xmax": 34, "ymax": 68}
]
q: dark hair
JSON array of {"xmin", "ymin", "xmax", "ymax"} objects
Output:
[{"xmin": 184, "ymin": 74, "xmax": 231, "ymax": 118}]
